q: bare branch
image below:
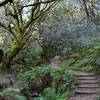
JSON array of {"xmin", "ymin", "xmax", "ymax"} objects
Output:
[
  {"xmin": 83, "ymin": 0, "xmax": 89, "ymax": 17},
  {"xmin": 22, "ymin": 0, "xmax": 58, "ymax": 8},
  {"xmin": 0, "ymin": 21, "xmax": 19, "ymax": 42},
  {"xmin": 0, "ymin": 0, "xmax": 13, "ymax": 7},
  {"xmin": 18, "ymin": 0, "xmax": 59, "ymax": 13}
]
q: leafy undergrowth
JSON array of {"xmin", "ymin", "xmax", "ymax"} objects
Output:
[
  {"xmin": 0, "ymin": 66, "xmax": 76, "ymax": 100},
  {"xmin": 61, "ymin": 43, "xmax": 100, "ymax": 74},
  {"xmin": 61, "ymin": 58, "xmax": 94, "ymax": 72},
  {"xmin": 20, "ymin": 66, "xmax": 76, "ymax": 100}
]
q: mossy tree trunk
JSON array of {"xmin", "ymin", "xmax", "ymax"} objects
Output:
[{"xmin": 1, "ymin": 42, "xmax": 25, "ymax": 71}]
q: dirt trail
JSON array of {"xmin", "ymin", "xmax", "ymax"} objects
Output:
[{"xmin": 69, "ymin": 71, "xmax": 100, "ymax": 100}]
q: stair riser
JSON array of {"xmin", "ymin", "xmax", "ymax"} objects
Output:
[
  {"xmin": 75, "ymin": 75, "xmax": 96, "ymax": 77},
  {"xmin": 76, "ymin": 92, "xmax": 98, "ymax": 94}
]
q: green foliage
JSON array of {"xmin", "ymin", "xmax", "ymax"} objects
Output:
[
  {"xmin": 35, "ymin": 88, "xmax": 67, "ymax": 100},
  {"xmin": 0, "ymin": 88, "xmax": 26, "ymax": 100},
  {"xmin": 81, "ymin": 65, "xmax": 94, "ymax": 72},
  {"xmin": 1, "ymin": 88, "xmax": 20, "ymax": 94},
  {"xmin": 4, "ymin": 47, "xmax": 13, "ymax": 56},
  {"xmin": 98, "ymin": 96, "xmax": 100, "ymax": 100},
  {"xmin": 52, "ymin": 70, "xmax": 76, "ymax": 94},
  {"xmin": 61, "ymin": 42, "xmax": 100, "ymax": 74},
  {"xmin": 20, "ymin": 66, "xmax": 76, "ymax": 99},
  {"xmin": 3, "ymin": 41, "xmax": 17, "ymax": 56},
  {"xmin": 15, "ymin": 94, "xmax": 26, "ymax": 100},
  {"xmin": 20, "ymin": 66, "xmax": 52, "ymax": 82},
  {"xmin": 20, "ymin": 42, "xmax": 42, "ymax": 66}
]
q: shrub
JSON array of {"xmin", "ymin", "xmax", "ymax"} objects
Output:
[
  {"xmin": 0, "ymin": 88, "xmax": 26, "ymax": 100},
  {"xmin": 20, "ymin": 66, "xmax": 76, "ymax": 99},
  {"xmin": 35, "ymin": 87, "xmax": 67, "ymax": 100},
  {"xmin": 19, "ymin": 42, "xmax": 42, "ymax": 67}
]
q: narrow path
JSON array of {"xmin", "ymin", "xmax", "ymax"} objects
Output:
[{"xmin": 69, "ymin": 71, "xmax": 100, "ymax": 100}]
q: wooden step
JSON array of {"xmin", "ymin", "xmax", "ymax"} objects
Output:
[
  {"xmin": 76, "ymin": 90, "xmax": 98, "ymax": 94},
  {"xmin": 73, "ymin": 71, "xmax": 95, "ymax": 76},
  {"xmin": 78, "ymin": 84, "xmax": 99, "ymax": 88},
  {"xmin": 70, "ymin": 71, "xmax": 100, "ymax": 100},
  {"xmin": 77, "ymin": 87, "xmax": 98, "ymax": 90},
  {"xmin": 75, "ymin": 74, "xmax": 96, "ymax": 77},
  {"xmin": 69, "ymin": 94, "xmax": 100, "ymax": 100},
  {"xmin": 77, "ymin": 76, "xmax": 97, "ymax": 80},
  {"xmin": 78, "ymin": 80, "xmax": 99, "ymax": 84}
]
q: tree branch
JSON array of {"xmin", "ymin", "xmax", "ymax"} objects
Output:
[
  {"xmin": 0, "ymin": 21, "xmax": 19, "ymax": 42},
  {"xmin": 83, "ymin": 0, "xmax": 89, "ymax": 17},
  {"xmin": 19, "ymin": 0, "xmax": 59, "ymax": 14},
  {"xmin": 0, "ymin": 0, "xmax": 13, "ymax": 7},
  {"xmin": 22, "ymin": 0, "xmax": 57, "ymax": 8}
]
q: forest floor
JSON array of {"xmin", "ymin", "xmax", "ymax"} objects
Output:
[{"xmin": 69, "ymin": 71, "xmax": 100, "ymax": 100}]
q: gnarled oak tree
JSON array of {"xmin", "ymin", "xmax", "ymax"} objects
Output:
[{"xmin": 0, "ymin": 0, "xmax": 60, "ymax": 70}]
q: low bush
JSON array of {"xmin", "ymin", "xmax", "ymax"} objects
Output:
[
  {"xmin": 20, "ymin": 66, "xmax": 76, "ymax": 99},
  {"xmin": 61, "ymin": 43, "xmax": 100, "ymax": 74}
]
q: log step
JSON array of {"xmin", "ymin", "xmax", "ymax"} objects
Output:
[
  {"xmin": 77, "ymin": 77, "xmax": 97, "ymax": 80},
  {"xmin": 78, "ymin": 80, "xmax": 99, "ymax": 84},
  {"xmin": 78, "ymin": 84, "xmax": 99, "ymax": 88}
]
